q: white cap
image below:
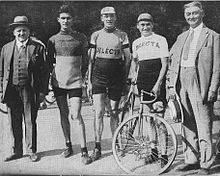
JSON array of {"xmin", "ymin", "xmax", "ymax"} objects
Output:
[
  {"xmin": 101, "ymin": 7, "xmax": 115, "ymax": 15},
  {"xmin": 137, "ymin": 13, "xmax": 153, "ymax": 22}
]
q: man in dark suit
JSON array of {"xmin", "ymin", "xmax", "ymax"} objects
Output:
[
  {"xmin": 168, "ymin": 1, "xmax": 220, "ymax": 175},
  {"xmin": 0, "ymin": 16, "xmax": 49, "ymax": 162}
]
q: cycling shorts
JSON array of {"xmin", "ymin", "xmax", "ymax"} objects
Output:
[
  {"xmin": 53, "ymin": 87, "xmax": 82, "ymax": 98},
  {"xmin": 92, "ymin": 58, "xmax": 124, "ymax": 101}
]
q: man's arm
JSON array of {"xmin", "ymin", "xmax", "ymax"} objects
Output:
[
  {"xmin": 207, "ymin": 33, "xmax": 220, "ymax": 102},
  {"xmin": 123, "ymin": 48, "xmax": 131, "ymax": 81},
  {"xmin": 81, "ymin": 34, "xmax": 89, "ymax": 80},
  {"xmin": 46, "ymin": 39, "xmax": 56, "ymax": 74},
  {"xmin": 36, "ymin": 43, "xmax": 49, "ymax": 102},
  {"xmin": 0, "ymin": 46, "xmax": 4, "ymax": 100},
  {"xmin": 152, "ymin": 57, "xmax": 169, "ymax": 96}
]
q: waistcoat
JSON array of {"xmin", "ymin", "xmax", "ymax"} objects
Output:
[{"xmin": 12, "ymin": 46, "xmax": 29, "ymax": 86}]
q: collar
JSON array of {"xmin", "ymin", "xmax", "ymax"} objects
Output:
[
  {"xmin": 16, "ymin": 38, "xmax": 29, "ymax": 49},
  {"xmin": 141, "ymin": 32, "xmax": 154, "ymax": 38},
  {"xmin": 189, "ymin": 22, "xmax": 203, "ymax": 34},
  {"xmin": 103, "ymin": 27, "xmax": 117, "ymax": 33}
]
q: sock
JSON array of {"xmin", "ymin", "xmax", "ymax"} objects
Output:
[
  {"xmin": 95, "ymin": 142, "xmax": 101, "ymax": 151},
  {"xmin": 66, "ymin": 141, "xmax": 72, "ymax": 148},
  {"xmin": 81, "ymin": 147, "xmax": 88, "ymax": 154}
]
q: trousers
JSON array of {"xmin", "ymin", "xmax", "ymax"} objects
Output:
[
  {"xmin": 178, "ymin": 67, "xmax": 214, "ymax": 169},
  {"xmin": 5, "ymin": 84, "xmax": 39, "ymax": 154}
]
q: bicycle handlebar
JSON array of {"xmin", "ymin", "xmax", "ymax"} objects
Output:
[{"xmin": 140, "ymin": 90, "xmax": 157, "ymax": 104}]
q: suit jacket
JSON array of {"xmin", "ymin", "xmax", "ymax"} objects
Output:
[
  {"xmin": 0, "ymin": 38, "xmax": 49, "ymax": 103},
  {"xmin": 168, "ymin": 25, "xmax": 220, "ymax": 103}
]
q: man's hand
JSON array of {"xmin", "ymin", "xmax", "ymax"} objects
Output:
[
  {"xmin": 39, "ymin": 93, "xmax": 45, "ymax": 103},
  {"xmin": 167, "ymin": 87, "xmax": 176, "ymax": 101},
  {"xmin": 207, "ymin": 90, "xmax": 217, "ymax": 103}
]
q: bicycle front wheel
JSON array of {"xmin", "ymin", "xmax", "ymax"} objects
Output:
[{"xmin": 112, "ymin": 114, "xmax": 177, "ymax": 175}]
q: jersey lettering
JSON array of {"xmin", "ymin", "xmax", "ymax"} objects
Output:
[
  {"xmin": 136, "ymin": 40, "xmax": 160, "ymax": 51},
  {"xmin": 96, "ymin": 47, "xmax": 120, "ymax": 55}
]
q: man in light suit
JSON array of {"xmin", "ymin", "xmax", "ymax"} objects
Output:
[
  {"xmin": 0, "ymin": 16, "xmax": 49, "ymax": 162},
  {"xmin": 168, "ymin": 1, "xmax": 220, "ymax": 175}
]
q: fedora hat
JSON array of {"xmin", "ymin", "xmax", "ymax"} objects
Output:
[
  {"xmin": 167, "ymin": 98, "xmax": 183, "ymax": 123},
  {"xmin": 9, "ymin": 16, "xmax": 30, "ymax": 28}
]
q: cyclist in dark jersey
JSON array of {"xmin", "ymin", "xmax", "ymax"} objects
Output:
[
  {"xmin": 47, "ymin": 5, "xmax": 91, "ymax": 164},
  {"xmin": 88, "ymin": 7, "xmax": 131, "ymax": 161}
]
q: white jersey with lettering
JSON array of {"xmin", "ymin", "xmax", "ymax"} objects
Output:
[
  {"xmin": 90, "ymin": 28, "xmax": 129, "ymax": 59},
  {"xmin": 132, "ymin": 33, "xmax": 169, "ymax": 61}
]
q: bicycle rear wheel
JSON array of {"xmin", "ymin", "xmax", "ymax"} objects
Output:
[{"xmin": 112, "ymin": 114, "xmax": 177, "ymax": 175}]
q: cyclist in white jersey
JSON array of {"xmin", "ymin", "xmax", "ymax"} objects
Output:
[
  {"xmin": 88, "ymin": 6, "xmax": 131, "ymax": 161},
  {"xmin": 131, "ymin": 13, "xmax": 169, "ymax": 167}
]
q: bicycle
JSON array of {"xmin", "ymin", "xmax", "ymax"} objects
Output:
[{"xmin": 112, "ymin": 88, "xmax": 177, "ymax": 175}]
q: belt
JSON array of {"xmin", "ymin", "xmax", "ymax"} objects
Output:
[{"xmin": 180, "ymin": 66, "xmax": 196, "ymax": 69}]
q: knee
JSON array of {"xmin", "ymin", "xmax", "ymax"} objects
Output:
[
  {"xmin": 110, "ymin": 109, "xmax": 119, "ymax": 119},
  {"xmin": 95, "ymin": 108, "xmax": 105, "ymax": 119}
]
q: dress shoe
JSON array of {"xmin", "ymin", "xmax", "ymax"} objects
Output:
[
  {"xmin": 176, "ymin": 163, "xmax": 200, "ymax": 172},
  {"xmin": 4, "ymin": 153, "xmax": 23, "ymax": 162},
  {"xmin": 197, "ymin": 168, "xmax": 210, "ymax": 175},
  {"xmin": 29, "ymin": 153, "xmax": 39, "ymax": 162}
]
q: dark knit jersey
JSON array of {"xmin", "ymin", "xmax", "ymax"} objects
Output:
[{"xmin": 47, "ymin": 31, "xmax": 88, "ymax": 89}]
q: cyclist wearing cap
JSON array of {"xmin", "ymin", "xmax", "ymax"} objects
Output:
[
  {"xmin": 47, "ymin": 5, "xmax": 92, "ymax": 164},
  {"xmin": 88, "ymin": 6, "xmax": 130, "ymax": 161},
  {"xmin": 131, "ymin": 13, "xmax": 169, "ymax": 167}
]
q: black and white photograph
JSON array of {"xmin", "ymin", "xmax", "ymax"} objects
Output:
[{"xmin": 0, "ymin": 0, "xmax": 220, "ymax": 175}]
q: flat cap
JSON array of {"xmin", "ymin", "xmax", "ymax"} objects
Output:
[
  {"xmin": 137, "ymin": 13, "xmax": 153, "ymax": 22},
  {"xmin": 101, "ymin": 7, "xmax": 115, "ymax": 15}
]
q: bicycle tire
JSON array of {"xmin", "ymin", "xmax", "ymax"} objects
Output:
[
  {"xmin": 0, "ymin": 103, "xmax": 7, "ymax": 114},
  {"xmin": 112, "ymin": 114, "xmax": 177, "ymax": 175}
]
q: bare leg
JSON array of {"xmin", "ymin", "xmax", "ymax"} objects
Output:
[
  {"xmin": 69, "ymin": 97, "xmax": 86, "ymax": 147},
  {"xmin": 109, "ymin": 99, "xmax": 120, "ymax": 136},
  {"xmin": 56, "ymin": 95, "xmax": 70, "ymax": 143},
  {"xmin": 93, "ymin": 93, "xmax": 106, "ymax": 142}
]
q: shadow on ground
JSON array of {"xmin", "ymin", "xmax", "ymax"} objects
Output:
[{"xmin": 37, "ymin": 138, "xmax": 113, "ymax": 159}]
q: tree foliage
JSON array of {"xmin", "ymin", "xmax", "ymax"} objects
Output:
[{"xmin": 0, "ymin": 1, "xmax": 220, "ymax": 49}]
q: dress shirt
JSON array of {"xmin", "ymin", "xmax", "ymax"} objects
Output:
[
  {"xmin": 16, "ymin": 39, "xmax": 29, "ymax": 51},
  {"xmin": 181, "ymin": 22, "xmax": 203, "ymax": 67}
]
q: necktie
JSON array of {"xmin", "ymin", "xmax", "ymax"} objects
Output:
[{"xmin": 182, "ymin": 30, "xmax": 194, "ymax": 60}]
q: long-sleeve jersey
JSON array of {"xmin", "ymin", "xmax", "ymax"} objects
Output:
[{"xmin": 47, "ymin": 30, "xmax": 88, "ymax": 89}]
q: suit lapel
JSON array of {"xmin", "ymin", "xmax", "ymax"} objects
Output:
[
  {"xmin": 7, "ymin": 41, "xmax": 16, "ymax": 65},
  {"xmin": 178, "ymin": 31, "xmax": 189, "ymax": 60},
  {"xmin": 27, "ymin": 39, "xmax": 36, "ymax": 61},
  {"xmin": 195, "ymin": 25, "xmax": 209, "ymax": 56}
]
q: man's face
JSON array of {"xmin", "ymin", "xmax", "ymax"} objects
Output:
[
  {"xmin": 137, "ymin": 21, "xmax": 153, "ymax": 37},
  {"xmin": 101, "ymin": 13, "xmax": 116, "ymax": 29},
  {"xmin": 184, "ymin": 6, "xmax": 204, "ymax": 28},
  {"xmin": 13, "ymin": 26, "xmax": 30, "ymax": 42},
  {"xmin": 58, "ymin": 13, "xmax": 73, "ymax": 31}
]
